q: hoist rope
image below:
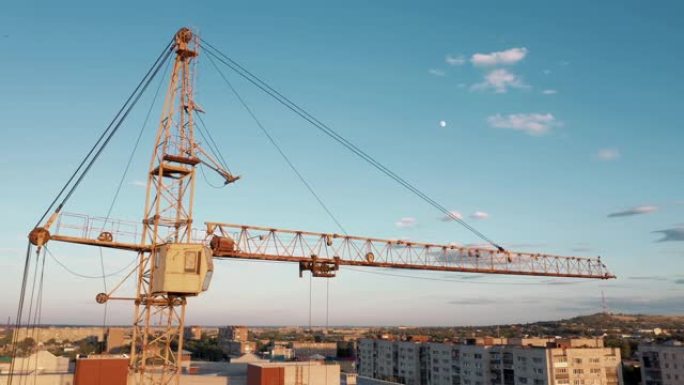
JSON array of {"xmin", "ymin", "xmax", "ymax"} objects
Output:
[
  {"xmin": 17, "ymin": 250, "xmax": 41, "ymax": 384},
  {"xmin": 97, "ymin": 248, "xmax": 109, "ymax": 351},
  {"xmin": 325, "ymin": 278, "xmax": 329, "ymax": 385},
  {"xmin": 308, "ymin": 273, "xmax": 312, "ymax": 384},
  {"xmin": 195, "ymin": 112, "xmax": 233, "ymax": 174},
  {"xmin": 12, "ymin": 248, "xmax": 45, "ymax": 385},
  {"xmin": 7, "ymin": 244, "xmax": 34, "ymax": 385},
  {"xmin": 29, "ymin": 251, "xmax": 46, "ymax": 385},
  {"xmin": 12, "ymin": 44, "xmax": 172, "ymax": 375},
  {"xmin": 200, "ymin": 39, "xmax": 504, "ymax": 251},
  {"xmin": 34, "ymin": 40, "xmax": 174, "ymax": 229},
  {"xmin": 204, "ymin": 53, "xmax": 347, "ymax": 235},
  {"xmin": 45, "ymin": 247, "xmax": 139, "ymax": 279},
  {"xmin": 54, "ymin": 48, "xmax": 173, "ymax": 217},
  {"xmin": 99, "ymin": 52, "xmax": 172, "ymax": 232},
  {"xmin": 198, "ymin": 163, "xmax": 226, "ymax": 189},
  {"xmin": 94, "ymin": 44, "xmax": 172, "ymax": 341},
  {"xmin": 341, "ymin": 266, "xmax": 592, "ymax": 286}
]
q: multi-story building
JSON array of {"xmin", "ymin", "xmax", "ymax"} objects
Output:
[
  {"xmin": 292, "ymin": 342, "xmax": 338, "ymax": 360},
  {"xmin": 358, "ymin": 338, "xmax": 622, "ymax": 385},
  {"xmin": 397, "ymin": 342, "xmax": 421, "ymax": 385},
  {"xmin": 358, "ymin": 339, "xmax": 377, "ymax": 379},
  {"xmin": 222, "ymin": 340, "xmax": 257, "ymax": 357},
  {"xmin": 269, "ymin": 344, "xmax": 295, "ymax": 361},
  {"xmin": 184, "ymin": 325, "xmax": 203, "ymax": 341},
  {"xmin": 219, "ymin": 326, "xmax": 249, "ymax": 342},
  {"xmin": 638, "ymin": 340, "xmax": 684, "ymax": 385}
]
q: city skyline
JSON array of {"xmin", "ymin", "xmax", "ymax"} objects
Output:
[{"xmin": 1, "ymin": 0, "xmax": 683, "ymax": 326}]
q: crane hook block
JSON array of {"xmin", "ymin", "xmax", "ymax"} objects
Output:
[{"xmin": 28, "ymin": 227, "xmax": 50, "ymax": 247}]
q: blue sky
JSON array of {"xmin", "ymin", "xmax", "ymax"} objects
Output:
[{"xmin": 0, "ymin": 0, "xmax": 682, "ymax": 326}]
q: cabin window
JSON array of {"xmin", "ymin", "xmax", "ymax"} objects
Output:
[{"xmin": 184, "ymin": 251, "xmax": 200, "ymax": 273}]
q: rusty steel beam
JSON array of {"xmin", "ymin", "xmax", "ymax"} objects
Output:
[
  {"xmin": 215, "ymin": 252, "xmax": 610, "ymax": 279},
  {"xmin": 206, "ymin": 222, "xmax": 616, "ymax": 280},
  {"xmin": 49, "ymin": 234, "xmax": 150, "ymax": 252}
]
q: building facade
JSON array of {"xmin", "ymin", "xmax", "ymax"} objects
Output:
[
  {"xmin": 219, "ymin": 326, "xmax": 249, "ymax": 343},
  {"xmin": 13, "ymin": 327, "xmax": 104, "ymax": 344},
  {"xmin": 184, "ymin": 326, "xmax": 203, "ymax": 341},
  {"xmin": 222, "ymin": 340, "xmax": 257, "ymax": 357},
  {"xmin": 358, "ymin": 338, "xmax": 622, "ymax": 385},
  {"xmin": 247, "ymin": 361, "xmax": 340, "ymax": 385},
  {"xmin": 639, "ymin": 341, "xmax": 684, "ymax": 385},
  {"xmin": 292, "ymin": 342, "xmax": 338, "ymax": 360}
]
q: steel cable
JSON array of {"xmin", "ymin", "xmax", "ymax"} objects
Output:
[
  {"xmin": 34, "ymin": 40, "xmax": 174, "ymax": 228},
  {"xmin": 46, "ymin": 247, "xmax": 139, "ymax": 279},
  {"xmin": 204, "ymin": 52, "xmax": 347, "ymax": 235},
  {"xmin": 200, "ymin": 40, "xmax": 502, "ymax": 250},
  {"xmin": 7, "ymin": 243, "xmax": 33, "ymax": 385}
]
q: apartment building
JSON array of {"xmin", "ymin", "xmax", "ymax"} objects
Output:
[
  {"xmin": 219, "ymin": 326, "xmax": 249, "ymax": 342},
  {"xmin": 358, "ymin": 338, "xmax": 622, "ymax": 385},
  {"xmin": 292, "ymin": 342, "xmax": 338, "ymax": 360},
  {"xmin": 638, "ymin": 340, "xmax": 684, "ymax": 385},
  {"xmin": 397, "ymin": 342, "xmax": 422, "ymax": 385}
]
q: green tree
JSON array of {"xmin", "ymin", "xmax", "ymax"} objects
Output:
[{"xmin": 19, "ymin": 337, "xmax": 36, "ymax": 352}]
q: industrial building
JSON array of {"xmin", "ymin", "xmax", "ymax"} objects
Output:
[
  {"xmin": 247, "ymin": 361, "xmax": 340, "ymax": 385},
  {"xmin": 638, "ymin": 340, "xmax": 684, "ymax": 385},
  {"xmin": 358, "ymin": 338, "xmax": 622, "ymax": 385}
]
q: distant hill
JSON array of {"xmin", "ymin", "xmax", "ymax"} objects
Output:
[
  {"xmin": 366, "ymin": 313, "xmax": 684, "ymax": 341},
  {"xmin": 560, "ymin": 313, "xmax": 684, "ymax": 330}
]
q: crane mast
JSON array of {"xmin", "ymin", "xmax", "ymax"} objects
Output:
[
  {"xmin": 24, "ymin": 27, "xmax": 616, "ymax": 385},
  {"xmin": 131, "ymin": 27, "xmax": 199, "ymax": 385}
]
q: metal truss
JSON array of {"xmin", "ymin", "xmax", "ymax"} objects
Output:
[{"xmin": 206, "ymin": 222, "xmax": 615, "ymax": 279}]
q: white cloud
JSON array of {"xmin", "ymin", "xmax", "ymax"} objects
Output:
[
  {"xmin": 471, "ymin": 47, "xmax": 528, "ymax": 66},
  {"xmin": 470, "ymin": 211, "xmax": 490, "ymax": 220},
  {"xmin": 445, "ymin": 54, "xmax": 465, "ymax": 66},
  {"xmin": 395, "ymin": 217, "xmax": 417, "ymax": 228},
  {"xmin": 440, "ymin": 210, "xmax": 463, "ymax": 222},
  {"xmin": 471, "ymin": 69, "xmax": 527, "ymax": 93},
  {"xmin": 596, "ymin": 148, "xmax": 620, "ymax": 161},
  {"xmin": 486, "ymin": 113, "xmax": 559, "ymax": 135},
  {"xmin": 542, "ymin": 89, "xmax": 557, "ymax": 95},
  {"xmin": 129, "ymin": 180, "xmax": 147, "ymax": 187},
  {"xmin": 607, "ymin": 205, "xmax": 658, "ymax": 218},
  {"xmin": 428, "ymin": 68, "xmax": 446, "ymax": 77},
  {"xmin": 439, "ymin": 120, "xmax": 447, "ymax": 128}
]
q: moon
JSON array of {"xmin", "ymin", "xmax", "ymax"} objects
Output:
[{"xmin": 439, "ymin": 120, "xmax": 447, "ymax": 128}]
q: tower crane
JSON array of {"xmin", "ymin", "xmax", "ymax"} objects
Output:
[{"xmin": 21, "ymin": 28, "xmax": 615, "ymax": 385}]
